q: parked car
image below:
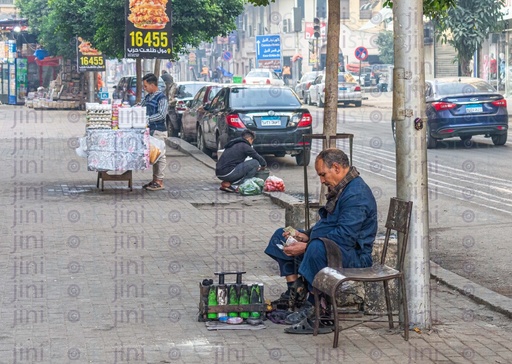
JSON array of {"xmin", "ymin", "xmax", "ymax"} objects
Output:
[
  {"xmin": 180, "ymin": 84, "xmax": 222, "ymax": 143},
  {"xmin": 112, "ymin": 75, "xmax": 166, "ymax": 106},
  {"xmin": 308, "ymin": 72, "xmax": 362, "ymax": 107},
  {"xmin": 242, "ymin": 69, "xmax": 285, "ymax": 86},
  {"xmin": 295, "ymin": 71, "xmax": 321, "ymax": 102},
  {"xmin": 391, "ymin": 77, "xmax": 508, "ymax": 149},
  {"xmin": 197, "ymin": 85, "xmax": 313, "ymax": 165},
  {"xmin": 167, "ymin": 81, "xmax": 216, "ymax": 137}
]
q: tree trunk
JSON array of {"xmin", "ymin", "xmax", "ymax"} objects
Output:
[
  {"xmin": 136, "ymin": 58, "xmax": 142, "ymax": 104},
  {"xmin": 324, "ymin": 0, "xmax": 340, "ymax": 145},
  {"xmin": 154, "ymin": 59, "xmax": 161, "ymax": 77}
]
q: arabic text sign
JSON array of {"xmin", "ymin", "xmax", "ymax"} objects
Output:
[
  {"xmin": 77, "ymin": 37, "xmax": 106, "ymax": 72},
  {"xmin": 256, "ymin": 35, "xmax": 281, "ymax": 61},
  {"xmin": 124, "ymin": 0, "xmax": 172, "ymax": 58}
]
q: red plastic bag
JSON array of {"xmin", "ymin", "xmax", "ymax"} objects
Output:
[{"xmin": 264, "ymin": 176, "xmax": 285, "ymax": 192}]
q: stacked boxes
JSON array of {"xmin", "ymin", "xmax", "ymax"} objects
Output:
[{"xmin": 118, "ymin": 107, "xmax": 147, "ymax": 129}]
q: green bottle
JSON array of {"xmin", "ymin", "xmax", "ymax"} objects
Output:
[
  {"xmin": 228, "ymin": 285, "xmax": 239, "ymax": 317},
  {"xmin": 207, "ymin": 286, "xmax": 218, "ymax": 319},
  {"xmin": 239, "ymin": 285, "xmax": 250, "ymax": 319},
  {"xmin": 250, "ymin": 284, "xmax": 261, "ymax": 318}
]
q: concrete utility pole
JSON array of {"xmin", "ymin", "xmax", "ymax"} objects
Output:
[{"xmin": 393, "ymin": 2, "xmax": 431, "ymax": 329}]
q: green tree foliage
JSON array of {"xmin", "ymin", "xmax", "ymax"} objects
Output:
[
  {"xmin": 435, "ymin": 0, "xmax": 505, "ymax": 76},
  {"xmin": 376, "ymin": 31, "xmax": 393, "ymax": 64},
  {"xmin": 17, "ymin": 0, "xmax": 245, "ymax": 59},
  {"xmin": 383, "ymin": 0, "xmax": 456, "ymax": 19}
]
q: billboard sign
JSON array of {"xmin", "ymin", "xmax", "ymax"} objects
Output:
[
  {"xmin": 77, "ymin": 37, "xmax": 106, "ymax": 72},
  {"xmin": 125, "ymin": 0, "xmax": 172, "ymax": 58}
]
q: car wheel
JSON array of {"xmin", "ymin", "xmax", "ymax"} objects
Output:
[
  {"xmin": 295, "ymin": 149, "xmax": 311, "ymax": 166},
  {"xmin": 196, "ymin": 126, "xmax": 212, "ymax": 157},
  {"xmin": 318, "ymin": 94, "xmax": 324, "ymax": 108},
  {"xmin": 491, "ymin": 133, "xmax": 508, "ymax": 146},
  {"xmin": 354, "ymin": 101, "xmax": 362, "ymax": 107},
  {"xmin": 426, "ymin": 123, "xmax": 438, "ymax": 149}
]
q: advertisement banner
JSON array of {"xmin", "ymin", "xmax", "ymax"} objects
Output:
[
  {"xmin": 124, "ymin": 0, "xmax": 172, "ymax": 58},
  {"xmin": 77, "ymin": 37, "xmax": 106, "ymax": 72}
]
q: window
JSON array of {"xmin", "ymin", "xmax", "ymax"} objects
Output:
[
  {"xmin": 341, "ymin": 0, "xmax": 350, "ymax": 20},
  {"xmin": 359, "ymin": 0, "xmax": 372, "ymax": 19},
  {"xmin": 283, "ymin": 19, "xmax": 291, "ymax": 33}
]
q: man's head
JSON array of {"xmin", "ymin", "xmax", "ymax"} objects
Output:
[
  {"xmin": 241, "ymin": 129, "xmax": 256, "ymax": 145},
  {"xmin": 142, "ymin": 73, "xmax": 159, "ymax": 93},
  {"xmin": 315, "ymin": 148, "xmax": 350, "ymax": 189}
]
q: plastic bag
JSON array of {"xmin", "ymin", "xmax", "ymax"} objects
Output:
[
  {"xmin": 75, "ymin": 137, "xmax": 88, "ymax": 158},
  {"xmin": 238, "ymin": 177, "xmax": 264, "ymax": 196},
  {"xmin": 264, "ymin": 176, "xmax": 285, "ymax": 192},
  {"xmin": 149, "ymin": 136, "xmax": 166, "ymax": 164}
]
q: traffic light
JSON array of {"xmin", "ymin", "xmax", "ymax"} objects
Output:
[{"xmin": 313, "ymin": 17, "xmax": 320, "ymax": 39}]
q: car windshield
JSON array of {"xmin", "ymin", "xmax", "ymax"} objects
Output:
[
  {"xmin": 247, "ymin": 71, "xmax": 270, "ymax": 78},
  {"xmin": 229, "ymin": 87, "xmax": 301, "ymax": 108},
  {"xmin": 177, "ymin": 83, "xmax": 208, "ymax": 98},
  {"xmin": 435, "ymin": 80, "xmax": 495, "ymax": 96}
]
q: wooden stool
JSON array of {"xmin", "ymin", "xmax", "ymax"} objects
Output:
[{"xmin": 96, "ymin": 171, "xmax": 133, "ymax": 191}]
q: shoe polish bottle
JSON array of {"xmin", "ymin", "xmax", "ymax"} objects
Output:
[
  {"xmin": 217, "ymin": 285, "xmax": 227, "ymax": 319},
  {"xmin": 228, "ymin": 285, "xmax": 239, "ymax": 317},
  {"xmin": 239, "ymin": 285, "xmax": 250, "ymax": 318},
  {"xmin": 207, "ymin": 285, "xmax": 218, "ymax": 319},
  {"xmin": 250, "ymin": 284, "xmax": 261, "ymax": 318}
]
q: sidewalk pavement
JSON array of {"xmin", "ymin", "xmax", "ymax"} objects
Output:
[{"xmin": 1, "ymin": 105, "xmax": 512, "ymax": 363}]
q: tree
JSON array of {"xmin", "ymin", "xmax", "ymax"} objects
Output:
[
  {"xmin": 17, "ymin": 0, "xmax": 245, "ymax": 59},
  {"xmin": 376, "ymin": 31, "xmax": 393, "ymax": 64},
  {"xmin": 383, "ymin": 0, "xmax": 456, "ymax": 19},
  {"xmin": 434, "ymin": 0, "xmax": 505, "ymax": 76}
]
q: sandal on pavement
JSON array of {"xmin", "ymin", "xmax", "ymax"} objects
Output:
[
  {"xmin": 145, "ymin": 182, "xmax": 164, "ymax": 191},
  {"xmin": 285, "ymin": 301, "xmax": 314, "ymax": 325},
  {"xmin": 142, "ymin": 181, "xmax": 153, "ymax": 189},
  {"xmin": 284, "ymin": 317, "xmax": 333, "ymax": 335},
  {"xmin": 219, "ymin": 185, "xmax": 237, "ymax": 193}
]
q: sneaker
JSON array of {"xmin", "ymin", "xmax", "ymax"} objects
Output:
[{"xmin": 285, "ymin": 301, "xmax": 315, "ymax": 325}]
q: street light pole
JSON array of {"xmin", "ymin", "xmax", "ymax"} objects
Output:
[{"xmin": 393, "ymin": 0, "xmax": 431, "ymax": 329}]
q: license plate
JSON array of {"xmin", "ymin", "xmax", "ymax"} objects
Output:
[
  {"xmin": 261, "ymin": 117, "xmax": 281, "ymax": 126},
  {"xmin": 339, "ymin": 87, "xmax": 347, "ymax": 91},
  {"xmin": 466, "ymin": 104, "xmax": 482, "ymax": 113}
]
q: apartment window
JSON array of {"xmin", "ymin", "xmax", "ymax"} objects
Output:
[
  {"xmin": 341, "ymin": 0, "xmax": 350, "ymax": 20},
  {"xmin": 360, "ymin": 0, "xmax": 372, "ymax": 19},
  {"xmin": 283, "ymin": 19, "xmax": 292, "ymax": 33},
  {"xmin": 0, "ymin": 0, "xmax": 14, "ymax": 4}
]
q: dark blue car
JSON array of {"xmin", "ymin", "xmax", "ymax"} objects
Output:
[{"xmin": 424, "ymin": 77, "xmax": 508, "ymax": 148}]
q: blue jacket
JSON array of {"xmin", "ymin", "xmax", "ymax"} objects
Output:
[{"xmin": 309, "ymin": 176, "xmax": 377, "ymax": 268}]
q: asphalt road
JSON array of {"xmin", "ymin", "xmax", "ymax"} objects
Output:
[{"xmin": 250, "ymin": 98, "xmax": 512, "ymax": 299}]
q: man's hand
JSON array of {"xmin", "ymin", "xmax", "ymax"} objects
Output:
[
  {"xmin": 283, "ymin": 241, "xmax": 307, "ymax": 257},
  {"xmin": 283, "ymin": 230, "xmax": 309, "ymax": 243}
]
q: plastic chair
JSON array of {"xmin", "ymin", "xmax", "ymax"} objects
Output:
[{"xmin": 312, "ymin": 197, "xmax": 413, "ymax": 348}]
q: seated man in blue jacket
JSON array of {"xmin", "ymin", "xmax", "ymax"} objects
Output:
[
  {"xmin": 216, "ymin": 130, "xmax": 267, "ymax": 193},
  {"xmin": 264, "ymin": 148, "xmax": 377, "ymax": 333}
]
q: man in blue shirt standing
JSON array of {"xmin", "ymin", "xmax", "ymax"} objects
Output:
[{"xmin": 141, "ymin": 73, "xmax": 168, "ymax": 191}]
